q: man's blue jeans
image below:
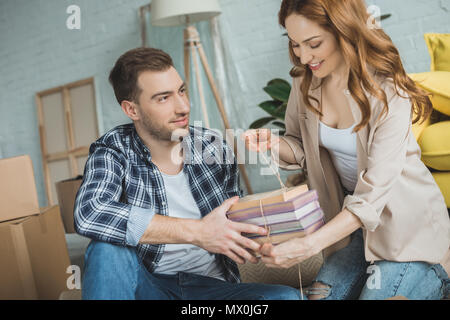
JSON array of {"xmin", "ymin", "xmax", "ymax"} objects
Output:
[
  {"xmin": 81, "ymin": 240, "xmax": 302, "ymax": 300},
  {"xmin": 306, "ymin": 229, "xmax": 449, "ymax": 300}
]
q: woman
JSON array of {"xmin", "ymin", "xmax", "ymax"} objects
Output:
[{"xmin": 243, "ymin": 0, "xmax": 450, "ymax": 300}]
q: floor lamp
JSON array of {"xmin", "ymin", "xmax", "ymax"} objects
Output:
[{"xmin": 151, "ymin": 0, "xmax": 253, "ymax": 194}]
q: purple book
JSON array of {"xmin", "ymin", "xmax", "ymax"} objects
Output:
[
  {"xmin": 240, "ymin": 200, "xmax": 321, "ymax": 225},
  {"xmin": 227, "ymin": 190, "xmax": 319, "ymax": 222},
  {"xmin": 243, "ymin": 208, "xmax": 325, "ymax": 238},
  {"xmin": 247, "ymin": 218, "xmax": 325, "ymax": 241}
]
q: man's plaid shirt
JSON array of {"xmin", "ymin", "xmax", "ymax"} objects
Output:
[{"xmin": 74, "ymin": 123, "xmax": 242, "ymax": 283}]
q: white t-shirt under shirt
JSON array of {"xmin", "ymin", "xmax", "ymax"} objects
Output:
[
  {"xmin": 319, "ymin": 121, "xmax": 358, "ymax": 192},
  {"xmin": 153, "ymin": 169, "xmax": 225, "ymax": 281}
]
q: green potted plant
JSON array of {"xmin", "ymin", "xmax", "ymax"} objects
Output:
[
  {"xmin": 249, "ymin": 78, "xmax": 305, "ymax": 186},
  {"xmin": 249, "ymin": 78, "xmax": 291, "ymax": 135}
]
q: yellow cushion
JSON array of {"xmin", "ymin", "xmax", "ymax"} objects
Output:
[
  {"xmin": 411, "ymin": 115, "xmax": 431, "ymax": 141},
  {"xmin": 424, "ymin": 33, "xmax": 450, "ymax": 72},
  {"xmin": 432, "ymin": 172, "xmax": 450, "ymax": 208},
  {"xmin": 409, "ymin": 72, "xmax": 450, "ymax": 116},
  {"xmin": 418, "ymin": 121, "xmax": 450, "ymax": 171}
]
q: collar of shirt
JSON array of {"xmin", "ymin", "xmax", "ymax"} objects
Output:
[{"xmin": 130, "ymin": 125, "xmax": 210, "ymax": 167}]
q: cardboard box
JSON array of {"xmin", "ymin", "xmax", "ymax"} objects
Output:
[
  {"xmin": 56, "ymin": 176, "xmax": 83, "ymax": 233},
  {"xmin": 0, "ymin": 206, "xmax": 72, "ymax": 300},
  {"xmin": 0, "ymin": 217, "xmax": 38, "ymax": 299},
  {"xmin": 0, "ymin": 155, "xmax": 40, "ymax": 222}
]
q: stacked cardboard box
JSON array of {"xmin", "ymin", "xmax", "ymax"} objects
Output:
[
  {"xmin": 0, "ymin": 155, "xmax": 72, "ymax": 300},
  {"xmin": 56, "ymin": 176, "xmax": 83, "ymax": 233}
]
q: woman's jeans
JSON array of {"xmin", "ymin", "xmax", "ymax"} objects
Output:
[
  {"xmin": 306, "ymin": 228, "xmax": 449, "ymax": 300},
  {"xmin": 81, "ymin": 240, "xmax": 303, "ymax": 300}
]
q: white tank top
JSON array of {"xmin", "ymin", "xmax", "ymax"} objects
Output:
[{"xmin": 319, "ymin": 121, "xmax": 358, "ymax": 192}]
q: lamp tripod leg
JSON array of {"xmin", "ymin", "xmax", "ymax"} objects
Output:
[
  {"xmin": 183, "ymin": 29, "xmax": 191, "ymax": 99},
  {"xmin": 183, "ymin": 25, "xmax": 253, "ymax": 194},
  {"xmin": 191, "ymin": 45, "xmax": 211, "ymax": 129},
  {"xmin": 196, "ymin": 35, "xmax": 254, "ymax": 195}
]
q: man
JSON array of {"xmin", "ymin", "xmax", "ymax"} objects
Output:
[{"xmin": 74, "ymin": 47, "xmax": 301, "ymax": 300}]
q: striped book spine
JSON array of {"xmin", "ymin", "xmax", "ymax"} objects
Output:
[
  {"xmin": 227, "ymin": 190, "xmax": 318, "ymax": 221},
  {"xmin": 242, "ymin": 200, "xmax": 320, "ymax": 226},
  {"xmin": 243, "ymin": 208, "xmax": 325, "ymax": 238},
  {"xmin": 248, "ymin": 218, "xmax": 325, "ymax": 243}
]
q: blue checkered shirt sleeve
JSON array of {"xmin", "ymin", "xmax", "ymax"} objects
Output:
[{"xmin": 74, "ymin": 145, "xmax": 153, "ymax": 246}]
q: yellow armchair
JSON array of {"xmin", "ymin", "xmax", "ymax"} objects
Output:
[
  {"xmin": 411, "ymin": 113, "xmax": 431, "ymax": 141},
  {"xmin": 418, "ymin": 121, "xmax": 450, "ymax": 171},
  {"xmin": 409, "ymin": 72, "xmax": 450, "ymax": 116},
  {"xmin": 409, "ymin": 33, "xmax": 450, "ymax": 209},
  {"xmin": 433, "ymin": 172, "xmax": 450, "ymax": 208}
]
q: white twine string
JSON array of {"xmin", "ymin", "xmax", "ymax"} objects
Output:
[{"xmin": 257, "ymin": 145, "xmax": 304, "ymax": 300}]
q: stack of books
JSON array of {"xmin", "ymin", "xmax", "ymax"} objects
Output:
[{"xmin": 227, "ymin": 184, "xmax": 325, "ymax": 245}]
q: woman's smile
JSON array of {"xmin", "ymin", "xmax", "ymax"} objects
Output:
[{"xmin": 309, "ymin": 60, "xmax": 324, "ymax": 71}]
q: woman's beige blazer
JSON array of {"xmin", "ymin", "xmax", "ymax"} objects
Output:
[{"xmin": 279, "ymin": 74, "xmax": 450, "ymax": 269}]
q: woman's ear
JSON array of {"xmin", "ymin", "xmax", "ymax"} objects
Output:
[{"xmin": 121, "ymin": 100, "xmax": 140, "ymax": 121}]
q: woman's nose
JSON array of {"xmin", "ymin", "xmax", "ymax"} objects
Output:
[
  {"xmin": 299, "ymin": 48, "xmax": 313, "ymax": 65},
  {"xmin": 301, "ymin": 55, "xmax": 314, "ymax": 66}
]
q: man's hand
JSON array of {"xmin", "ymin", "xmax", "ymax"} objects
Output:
[{"xmin": 193, "ymin": 196, "xmax": 268, "ymax": 265}]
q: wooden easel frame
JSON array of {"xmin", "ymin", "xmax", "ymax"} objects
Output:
[{"xmin": 36, "ymin": 77, "xmax": 98, "ymax": 205}]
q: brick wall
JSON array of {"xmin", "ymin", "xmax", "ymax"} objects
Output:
[
  {"xmin": 0, "ymin": 0, "xmax": 149, "ymax": 206},
  {"xmin": 0, "ymin": 0, "xmax": 449, "ymax": 205}
]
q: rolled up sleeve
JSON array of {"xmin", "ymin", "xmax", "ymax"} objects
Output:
[
  {"xmin": 344, "ymin": 88, "xmax": 413, "ymax": 232},
  {"xmin": 126, "ymin": 206, "xmax": 155, "ymax": 246}
]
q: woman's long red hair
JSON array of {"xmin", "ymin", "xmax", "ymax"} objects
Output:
[{"xmin": 279, "ymin": 0, "xmax": 432, "ymax": 131}]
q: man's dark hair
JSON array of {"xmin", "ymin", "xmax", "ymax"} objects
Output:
[{"xmin": 109, "ymin": 47, "xmax": 174, "ymax": 105}]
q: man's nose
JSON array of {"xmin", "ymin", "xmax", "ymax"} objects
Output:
[{"xmin": 175, "ymin": 94, "xmax": 190, "ymax": 113}]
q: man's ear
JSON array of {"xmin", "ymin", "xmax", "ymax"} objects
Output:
[{"xmin": 121, "ymin": 100, "xmax": 140, "ymax": 121}]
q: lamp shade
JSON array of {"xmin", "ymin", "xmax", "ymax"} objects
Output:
[{"xmin": 151, "ymin": 0, "xmax": 221, "ymax": 27}]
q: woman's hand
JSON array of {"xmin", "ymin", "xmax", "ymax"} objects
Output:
[
  {"xmin": 259, "ymin": 235, "xmax": 320, "ymax": 269},
  {"xmin": 241, "ymin": 129, "xmax": 280, "ymax": 153}
]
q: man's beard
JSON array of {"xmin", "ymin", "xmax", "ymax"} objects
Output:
[{"xmin": 140, "ymin": 111, "xmax": 189, "ymax": 142}]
